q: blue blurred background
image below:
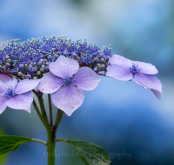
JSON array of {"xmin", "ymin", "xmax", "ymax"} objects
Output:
[{"xmin": 0, "ymin": 0, "xmax": 174, "ymax": 164}]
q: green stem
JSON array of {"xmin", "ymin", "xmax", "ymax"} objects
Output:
[
  {"xmin": 32, "ymin": 99, "xmax": 46, "ymax": 127},
  {"xmin": 34, "ymin": 93, "xmax": 64, "ymax": 165},
  {"xmin": 36, "ymin": 93, "xmax": 55, "ymax": 165},
  {"xmin": 48, "ymin": 94, "xmax": 53, "ymax": 126},
  {"xmin": 53, "ymin": 109, "xmax": 64, "ymax": 134},
  {"xmin": 31, "ymin": 138, "xmax": 47, "ymax": 145},
  {"xmin": 38, "ymin": 93, "xmax": 50, "ymax": 131},
  {"xmin": 47, "ymin": 130, "xmax": 56, "ymax": 165}
]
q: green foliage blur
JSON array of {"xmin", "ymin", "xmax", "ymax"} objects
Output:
[{"xmin": 0, "ymin": 128, "xmax": 7, "ymax": 165}]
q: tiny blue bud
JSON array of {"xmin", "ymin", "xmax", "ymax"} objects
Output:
[
  {"xmin": 101, "ymin": 64, "xmax": 105, "ymax": 69},
  {"xmin": 45, "ymin": 66, "xmax": 49, "ymax": 72},
  {"xmin": 6, "ymin": 55, "xmax": 10, "ymax": 59},
  {"xmin": 5, "ymin": 63, "xmax": 10, "ymax": 67},
  {"xmin": 7, "ymin": 59, "xmax": 12, "ymax": 63},
  {"xmin": 40, "ymin": 68, "xmax": 44, "ymax": 72},
  {"xmin": 37, "ymin": 61, "xmax": 42, "ymax": 66},
  {"xmin": 41, "ymin": 65, "xmax": 45, "ymax": 68},
  {"xmin": 2, "ymin": 66, "xmax": 6, "ymax": 70},
  {"xmin": 19, "ymin": 64, "xmax": 24, "ymax": 69},
  {"xmin": 36, "ymin": 71, "xmax": 41, "ymax": 75},
  {"xmin": 100, "ymin": 58, "xmax": 105, "ymax": 63},
  {"xmin": 27, "ymin": 74, "xmax": 31, "ymax": 79},
  {"xmin": 94, "ymin": 57, "xmax": 99, "ymax": 63},
  {"xmin": 97, "ymin": 63, "xmax": 101, "ymax": 70},
  {"xmin": 18, "ymin": 72, "xmax": 23, "ymax": 76}
]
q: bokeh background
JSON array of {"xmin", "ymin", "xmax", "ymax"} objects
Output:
[{"xmin": 0, "ymin": 0, "xmax": 174, "ymax": 164}]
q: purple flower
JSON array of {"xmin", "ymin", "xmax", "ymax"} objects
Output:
[
  {"xmin": 0, "ymin": 74, "xmax": 12, "ymax": 82},
  {"xmin": 106, "ymin": 55, "xmax": 162, "ymax": 99},
  {"xmin": 0, "ymin": 79, "xmax": 40, "ymax": 114},
  {"xmin": 37, "ymin": 55, "xmax": 101, "ymax": 116}
]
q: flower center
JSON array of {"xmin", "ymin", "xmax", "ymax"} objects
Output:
[
  {"xmin": 62, "ymin": 76, "xmax": 74, "ymax": 86},
  {"xmin": 5, "ymin": 86, "xmax": 16, "ymax": 98},
  {"xmin": 130, "ymin": 62, "xmax": 140, "ymax": 75}
]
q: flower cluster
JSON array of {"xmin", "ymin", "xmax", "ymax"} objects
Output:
[
  {"xmin": 0, "ymin": 36, "xmax": 162, "ymax": 116},
  {"xmin": 0, "ymin": 36, "xmax": 111, "ymax": 80}
]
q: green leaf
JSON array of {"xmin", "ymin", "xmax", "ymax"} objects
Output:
[
  {"xmin": 65, "ymin": 140, "xmax": 111, "ymax": 165},
  {"xmin": 0, "ymin": 135, "xmax": 32, "ymax": 155},
  {"xmin": 0, "ymin": 129, "xmax": 7, "ymax": 165}
]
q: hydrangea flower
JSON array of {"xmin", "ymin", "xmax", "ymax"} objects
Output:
[
  {"xmin": 37, "ymin": 55, "xmax": 101, "ymax": 116},
  {"xmin": 0, "ymin": 79, "xmax": 40, "ymax": 114},
  {"xmin": 0, "ymin": 74, "xmax": 12, "ymax": 82},
  {"xmin": 106, "ymin": 55, "xmax": 162, "ymax": 99}
]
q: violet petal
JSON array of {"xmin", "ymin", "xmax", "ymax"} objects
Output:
[
  {"xmin": 49, "ymin": 55, "xmax": 79, "ymax": 78},
  {"xmin": 135, "ymin": 73, "xmax": 162, "ymax": 94},
  {"xmin": 6, "ymin": 92, "xmax": 33, "ymax": 113},
  {"xmin": 51, "ymin": 86, "xmax": 84, "ymax": 116},
  {"xmin": 0, "ymin": 96, "xmax": 8, "ymax": 114},
  {"xmin": 37, "ymin": 72, "xmax": 64, "ymax": 94},
  {"xmin": 109, "ymin": 55, "xmax": 132, "ymax": 69},
  {"xmin": 106, "ymin": 64, "xmax": 132, "ymax": 81},
  {"xmin": 15, "ymin": 79, "xmax": 40, "ymax": 95},
  {"xmin": 137, "ymin": 61, "xmax": 158, "ymax": 75},
  {"xmin": 72, "ymin": 67, "xmax": 101, "ymax": 91}
]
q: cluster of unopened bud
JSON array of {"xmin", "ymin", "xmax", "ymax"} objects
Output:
[{"xmin": 0, "ymin": 36, "xmax": 111, "ymax": 79}]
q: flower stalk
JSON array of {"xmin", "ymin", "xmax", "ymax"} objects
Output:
[
  {"xmin": 48, "ymin": 94, "xmax": 53, "ymax": 126},
  {"xmin": 53, "ymin": 109, "xmax": 64, "ymax": 135},
  {"xmin": 47, "ymin": 129, "xmax": 56, "ymax": 165},
  {"xmin": 34, "ymin": 93, "xmax": 64, "ymax": 165}
]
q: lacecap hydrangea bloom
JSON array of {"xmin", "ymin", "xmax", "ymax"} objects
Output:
[
  {"xmin": 0, "ymin": 36, "xmax": 162, "ymax": 116},
  {"xmin": 0, "ymin": 36, "xmax": 162, "ymax": 165},
  {"xmin": 106, "ymin": 55, "xmax": 162, "ymax": 99},
  {"xmin": 37, "ymin": 55, "xmax": 101, "ymax": 116},
  {"xmin": 0, "ymin": 36, "xmax": 111, "ymax": 115}
]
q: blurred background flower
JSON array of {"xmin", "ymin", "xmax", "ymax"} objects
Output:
[{"xmin": 0, "ymin": 0, "xmax": 174, "ymax": 164}]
